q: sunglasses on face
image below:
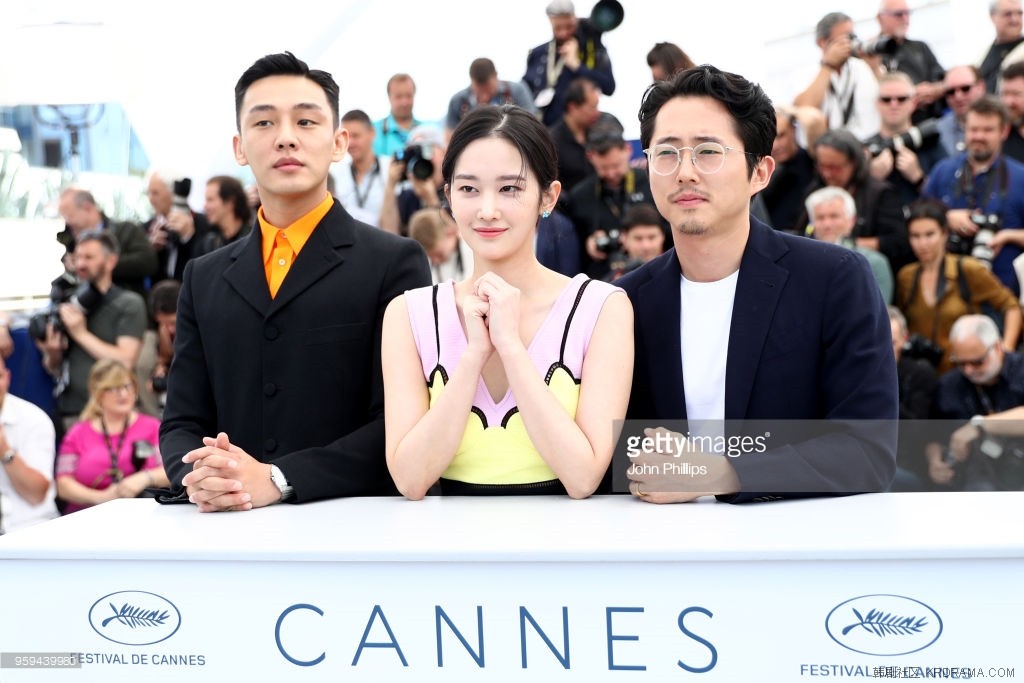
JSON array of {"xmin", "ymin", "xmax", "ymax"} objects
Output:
[
  {"xmin": 879, "ymin": 95, "xmax": 911, "ymax": 104},
  {"xmin": 945, "ymin": 84, "xmax": 976, "ymax": 97}
]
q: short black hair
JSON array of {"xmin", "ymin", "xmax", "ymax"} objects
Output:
[
  {"xmin": 646, "ymin": 42, "xmax": 695, "ymax": 79},
  {"xmin": 968, "ymin": 94, "xmax": 1011, "ymax": 128},
  {"xmin": 638, "ymin": 64, "xmax": 774, "ymax": 177},
  {"xmin": 564, "ymin": 76, "xmax": 598, "ymax": 109},
  {"xmin": 813, "ymin": 129, "xmax": 870, "ymax": 186},
  {"xmin": 76, "ymin": 229, "xmax": 119, "ymax": 256},
  {"xmin": 906, "ymin": 197, "xmax": 950, "ymax": 232},
  {"xmin": 469, "ymin": 58, "xmax": 497, "ymax": 85},
  {"xmin": 622, "ymin": 204, "xmax": 664, "ymax": 231},
  {"xmin": 234, "ymin": 51, "xmax": 340, "ymax": 130},
  {"xmin": 149, "ymin": 279, "xmax": 181, "ymax": 317},
  {"xmin": 341, "ymin": 109, "xmax": 373, "ymax": 127},
  {"xmin": 1002, "ymin": 60, "xmax": 1024, "ymax": 82}
]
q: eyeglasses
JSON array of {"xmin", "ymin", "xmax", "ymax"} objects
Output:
[
  {"xmin": 643, "ymin": 142, "xmax": 751, "ymax": 176},
  {"xmin": 945, "ymin": 84, "xmax": 976, "ymax": 97},
  {"xmin": 102, "ymin": 383, "xmax": 135, "ymax": 395},
  {"xmin": 950, "ymin": 345, "xmax": 995, "ymax": 369},
  {"xmin": 879, "ymin": 95, "xmax": 912, "ymax": 104}
]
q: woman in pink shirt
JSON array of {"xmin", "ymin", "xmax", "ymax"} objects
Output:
[{"xmin": 56, "ymin": 359, "xmax": 168, "ymax": 513}]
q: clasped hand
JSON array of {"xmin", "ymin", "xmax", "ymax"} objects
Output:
[
  {"xmin": 626, "ymin": 427, "xmax": 741, "ymax": 504},
  {"xmin": 181, "ymin": 432, "xmax": 279, "ymax": 512},
  {"xmin": 462, "ymin": 273, "xmax": 522, "ymax": 359}
]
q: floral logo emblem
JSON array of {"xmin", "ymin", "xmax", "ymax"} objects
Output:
[
  {"xmin": 89, "ymin": 591, "xmax": 181, "ymax": 646},
  {"xmin": 826, "ymin": 594, "xmax": 942, "ymax": 656}
]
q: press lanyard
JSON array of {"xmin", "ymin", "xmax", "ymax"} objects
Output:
[
  {"xmin": 100, "ymin": 416, "xmax": 127, "ymax": 483},
  {"xmin": 350, "ymin": 158, "xmax": 381, "ymax": 209}
]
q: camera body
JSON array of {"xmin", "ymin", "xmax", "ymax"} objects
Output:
[
  {"xmin": 165, "ymin": 178, "xmax": 193, "ymax": 246},
  {"xmin": 866, "ymin": 119, "xmax": 940, "ymax": 158},
  {"xmin": 948, "ymin": 213, "xmax": 1002, "ymax": 264},
  {"xmin": 27, "ymin": 273, "xmax": 101, "ymax": 341},
  {"xmin": 849, "ymin": 33, "xmax": 898, "ymax": 57},
  {"xmin": 594, "ymin": 228, "xmax": 622, "ymax": 256},
  {"xmin": 394, "ymin": 144, "xmax": 434, "ymax": 181},
  {"xmin": 970, "ymin": 214, "xmax": 1001, "ymax": 267}
]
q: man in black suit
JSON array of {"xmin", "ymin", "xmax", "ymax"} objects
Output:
[
  {"xmin": 159, "ymin": 52, "xmax": 430, "ymax": 511},
  {"xmin": 617, "ymin": 66, "xmax": 897, "ymax": 503}
]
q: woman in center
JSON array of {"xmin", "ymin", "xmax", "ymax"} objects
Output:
[{"xmin": 383, "ymin": 105, "xmax": 633, "ymax": 499}]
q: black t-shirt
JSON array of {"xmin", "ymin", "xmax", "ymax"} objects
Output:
[{"xmin": 980, "ymin": 38, "xmax": 1024, "ymax": 94}]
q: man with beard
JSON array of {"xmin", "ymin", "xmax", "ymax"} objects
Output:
[
  {"xmin": 998, "ymin": 61, "xmax": 1024, "ymax": 162},
  {"xmin": 35, "ymin": 231, "xmax": 147, "ymax": 431},
  {"xmin": 927, "ymin": 314, "xmax": 1024, "ymax": 490},
  {"xmin": 923, "ymin": 96, "xmax": 1024, "ymax": 295},
  {"xmin": 615, "ymin": 66, "xmax": 897, "ymax": 504}
]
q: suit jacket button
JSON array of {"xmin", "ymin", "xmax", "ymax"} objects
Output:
[
  {"xmin": 264, "ymin": 382, "xmax": 277, "ymax": 396},
  {"xmin": 265, "ymin": 438, "xmax": 277, "ymax": 453},
  {"xmin": 265, "ymin": 326, "xmax": 279, "ymax": 340}
]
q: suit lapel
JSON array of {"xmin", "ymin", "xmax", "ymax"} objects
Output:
[
  {"xmin": 725, "ymin": 219, "xmax": 789, "ymax": 419},
  {"xmin": 636, "ymin": 250, "xmax": 687, "ymax": 419},
  {"xmin": 267, "ymin": 203, "xmax": 354, "ymax": 316},
  {"xmin": 223, "ymin": 228, "xmax": 272, "ymax": 316}
]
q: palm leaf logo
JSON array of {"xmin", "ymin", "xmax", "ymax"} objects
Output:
[
  {"xmin": 101, "ymin": 603, "xmax": 171, "ymax": 629},
  {"xmin": 842, "ymin": 608, "xmax": 928, "ymax": 637}
]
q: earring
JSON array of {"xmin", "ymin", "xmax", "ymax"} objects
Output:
[{"xmin": 541, "ymin": 210, "xmax": 551, "ymax": 219}]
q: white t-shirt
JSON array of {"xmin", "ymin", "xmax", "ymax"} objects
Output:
[
  {"xmin": 332, "ymin": 155, "xmax": 392, "ymax": 228},
  {"xmin": 680, "ymin": 270, "xmax": 738, "ymax": 426},
  {"xmin": 0, "ymin": 393, "xmax": 58, "ymax": 533}
]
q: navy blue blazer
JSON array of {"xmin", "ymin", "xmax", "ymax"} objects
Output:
[{"xmin": 616, "ymin": 218, "xmax": 898, "ymax": 500}]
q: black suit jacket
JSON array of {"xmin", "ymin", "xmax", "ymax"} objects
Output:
[
  {"xmin": 616, "ymin": 218, "xmax": 898, "ymax": 500},
  {"xmin": 159, "ymin": 201, "xmax": 431, "ymax": 501}
]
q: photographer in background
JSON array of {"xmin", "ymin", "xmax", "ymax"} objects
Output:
[
  {"xmin": 146, "ymin": 280, "xmax": 179, "ymax": 418},
  {"xmin": 568, "ymin": 121, "xmax": 661, "ymax": 279},
  {"xmin": 923, "ymin": 96, "xmax": 1024, "ymax": 296},
  {"xmin": 864, "ymin": 72, "xmax": 947, "ymax": 208},
  {"xmin": 928, "ymin": 314, "xmax": 1024, "ymax": 490},
  {"xmin": 34, "ymin": 232, "xmax": 147, "ymax": 433},
  {"xmin": 56, "ymin": 188, "xmax": 156, "ymax": 299},
  {"xmin": 379, "ymin": 125, "xmax": 446, "ymax": 236},
  {"xmin": 867, "ymin": 0, "xmax": 946, "ymax": 122},
  {"xmin": 522, "ymin": 0, "xmax": 616, "ymax": 127},
  {"xmin": 195, "ymin": 176, "xmax": 252, "ymax": 257},
  {"xmin": 144, "ymin": 169, "xmax": 210, "ymax": 283},
  {"xmin": 895, "ymin": 198, "xmax": 1020, "ymax": 375},
  {"xmin": 603, "ymin": 204, "xmax": 665, "ymax": 282}
]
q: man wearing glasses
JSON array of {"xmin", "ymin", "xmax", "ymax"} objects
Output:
[
  {"xmin": 980, "ymin": 0, "xmax": 1024, "ymax": 95},
  {"xmin": 928, "ymin": 314, "xmax": 1024, "ymax": 490},
  {"xmin": 865, "ymin": 72, "xmax": 948, "ymax": 207},
  {"xmin": 870, "ymin": 0, "xmax": 946, "ymax": 122},
  {"xmin": 615, "ymin": 66, "xmax": 897, "ymax": 504},
  {"xmin": 936, "ymin": 65, "xmax": 987, "ymax": 156}
]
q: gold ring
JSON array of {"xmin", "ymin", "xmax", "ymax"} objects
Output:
[{"xmin": 636, "ymin": 482, "xmax": 648, "ymax": 498}]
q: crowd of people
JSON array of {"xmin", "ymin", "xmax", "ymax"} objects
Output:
[{"xmin": 4, "ymin": 0, "xmax": 1024, "ymax": 531}]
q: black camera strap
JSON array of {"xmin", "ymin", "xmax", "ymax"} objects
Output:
[
  {"xmin": 956, "ymin": 155, "xmax": 1008, "ymax": 212},
  {"xmin": 902, "ymin": 256, "xmax": 974, "ymax": 343}
]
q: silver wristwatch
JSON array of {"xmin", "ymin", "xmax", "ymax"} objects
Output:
[
  {"xmin": 269, "ymin": 464, "xmax": 294, "ymax": 501},
  {"xmin": 1, "ymin": 449, "xmax": 15, "ymax": 465}
]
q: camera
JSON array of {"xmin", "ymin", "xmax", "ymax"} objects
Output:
[
  {"xmin": 594, "ymin": 228, "xmax": 622, "ymax": 256},
  {"xmin": 849, "ymin": 33, "xmax": 898, "ymax": 57},
  {"xmin": 902, "ymin": 333, "xmax": 943, "ymax": 368},
  {"xmin": 394, "ymin": 144, "xmax": 434, "ymax": 181},
  {"xmin": 164, "ymin": 177, "xmax": 192, "ymax": 246},
  {"xmin": 948, "ymin": 213, "xmax": 1002, "ymax": 262},
  {"xmin": 27, "ymin": 273, "xmax": 101, "ymax": 341},
  {"xmin": 866, "ymin": 119, "xmax": 940, "ymax": 158},
  {"xmin": 970, "ymin": 214, "xmax": 1001, "ymax": 268}
]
